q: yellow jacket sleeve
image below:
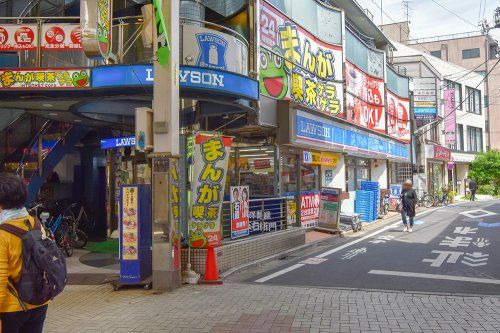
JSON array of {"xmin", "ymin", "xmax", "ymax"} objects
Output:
[{"xmin": 0, "ymin": 236, "xmax": 9, "ymax": 309}]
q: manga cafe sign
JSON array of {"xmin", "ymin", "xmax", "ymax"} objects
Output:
[
  {"xmin": 259, "ymin": 1, "xmax": 344, "ymax": 117},
  {"xmin": 386, "ymin": 90, "xmax": 410, "ymax": 143},
  {"xmin": 0, "ymin": 69, "xmax": 90, "ymax": 89},
  {"xmin": 345, "ymin": 61, "xmax": 386, "ymax": 134},
  {"xmin": 0, "ymin": 25, "xmax": 37, "ymax": 51},
  {"xmin": 189, "ymin": 134, "xmax": 232, "ymax": 248}
]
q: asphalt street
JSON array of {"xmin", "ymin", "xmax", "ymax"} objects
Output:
[{"xmin": 241, "ymin": 199, "xmax": 500, "ymax": 295}]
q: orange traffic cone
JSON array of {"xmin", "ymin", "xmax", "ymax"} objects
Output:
[{"xmin": 199, "ymin": 246, "xmax": 223, "ymax": 285}]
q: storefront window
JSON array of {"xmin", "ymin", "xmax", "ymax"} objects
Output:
[
  {"xmin": 347, "ymin": 157, "xmax": 371, "ymax": 191},
  {"xmin": 237, "ymin": 146, "xmax": 275, "ymax": 198},
  {"xmin": 301, "ymin": 164, "xmax": 319, "ymax": 191},
  {"xmin": 280, "ymin": 154, "xmax": 298, "ymax": 197}
]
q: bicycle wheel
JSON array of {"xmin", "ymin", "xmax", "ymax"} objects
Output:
[
  {"xmin": 72, "ymin": 228, "xmax": 88, "ymax": 249},
  {"xmin": 62, "ymin": 232, "xmax": 73, "ymax": 257},
  {"xmin": 421, "ymin": 195, "xmax": 433, "ymax": 208}
]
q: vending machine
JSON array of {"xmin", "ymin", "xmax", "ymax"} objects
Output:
[{"xmin": 117, "ymin": 184, "xmax": 152, "ymax": 288}]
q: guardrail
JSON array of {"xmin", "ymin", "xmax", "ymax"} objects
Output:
[{"xmin": 220, "ymin": 196, "xmax": 293, "ymax": 241}]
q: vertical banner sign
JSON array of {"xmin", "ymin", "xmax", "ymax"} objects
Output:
[
  {"xmin": 386, "ymin": 90, "xmax": 411, "ymax": 143},
  {"xmin": 345, "ymin": 62, "xmax": 386, "ymax": 134},
  {"xmin": 97, "ymin": 0, "xmax": 112, "ymax": 59},
  {"xmin": 444, "ymin": 89, "xmax": 456, "ymax": 145},
  {"xmin": 318, "ymin": 188, "xmax": 341, "ymax": 229},
  {"xmin": 190, "ymin": 134, "xmax": 233, "ymax": 248},
  {"xmin": 170, "ymin": 159, "xmax": 181, "ymax": 269},
  {"xmin": 122, "ymin": 186, "xmax": 138, "ymax": 260},
  {"xmin": 230, "ymin": 186, "xmax": 250, "ymax": 239},
  {"xmin": 152, "ymin": 0, "xmax": 171, "ymax": 66}
]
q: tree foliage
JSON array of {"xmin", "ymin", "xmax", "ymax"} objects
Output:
[{"xmin": 469, "ymin": 150, "xmax": 500, "ymax": 193}]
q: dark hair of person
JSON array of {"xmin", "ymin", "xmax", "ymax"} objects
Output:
[{"xmin": 0, "ymin": 173, "xmax": 27, "ymax": 209}]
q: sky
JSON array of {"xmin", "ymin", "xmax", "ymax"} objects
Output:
[{"xmin": 356, "ymin": 0, "xmax": 500, "ymax": 42}]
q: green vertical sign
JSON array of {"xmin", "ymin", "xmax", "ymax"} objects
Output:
[{"xmin": 153, "ymin": 0, "xmax": 171, "ymax": 66}]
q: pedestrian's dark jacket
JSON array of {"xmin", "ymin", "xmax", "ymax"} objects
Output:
[
  {"xmin": 401, "ymin": 188, "xmax": 417, "ymax": 217},
  {"xmin": 469, "ymin": 180, "xmax": 478, "ymax": 191}
]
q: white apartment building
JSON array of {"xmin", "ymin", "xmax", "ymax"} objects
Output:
[{"xmin": 390, "ymin": 41, "xmax": 486, "ymax": 195}]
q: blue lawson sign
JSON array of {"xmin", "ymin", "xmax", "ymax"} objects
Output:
[
  {"xmin": 101, "ymin": 136, "xmax": 135, "ymax": 149},
  {"xmin": 414, "ymin": 107, "xmax": 437, "ymax": 119},
  {"xmin": 91, "ymin": 64, "xmax": 259, "ymax": 101},
  {"xmin": 196, "ymin": 33, "xmax": 228, "ymax": 70},
  {"xmin": 295, "ymin": 112, "xmax": 409, "ymax": 160}
]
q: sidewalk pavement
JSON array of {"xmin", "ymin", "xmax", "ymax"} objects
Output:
[{"xmin": 45, "ymin": 283, "xmax": 500, "ymax": 333}]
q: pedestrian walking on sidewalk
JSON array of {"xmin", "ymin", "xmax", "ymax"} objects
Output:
[
  {"xmin": 401, "ymin": 179, "xmax": 417, "ymax": 232},
  {"xmin": 468, "ymin": 179, "xmax": 478, "ymax": 202},
  {"xmin": 0, "ymin": 174, "xmax": 63, "ymax": 333}
]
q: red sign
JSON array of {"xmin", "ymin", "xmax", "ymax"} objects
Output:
[
  {"xmin": 41, "ymin": 24, "xmax": 82, "ymax": 50},
  {"xmin": 300, "ymin": 192, "xmax": 320, "ymax": 228},
  {"xmin": 433, "ymin": 145, "xmax": 451, "ymax": 161},
  {"xmin": 345, "ymin": 62, "xmax": 386, "ymax": 133},
  {"xmin": 230, "ymin": 186, "xmax": 250, "ymax": 239},
  {"xmin": 387, "ymin": 90, "xmax": 410, "ymax": 143},
  {"xmin": 346, "ymin": 94, "xmax": 386, "ymax": 134},
  {"xmin": 0, "ymin": 25, "xmax": 37, "ymax": 51},
  {"xmin": 346, "ymin": 62, "xmax": 384, "ymax": 106},
  {"xmin": 253, "ymin": 159, "xmax": 271, "ymax": 169}
]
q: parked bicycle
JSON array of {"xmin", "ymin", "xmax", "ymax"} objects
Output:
[
  {"xmin": 28, "ymin": 201, "xmax": 89, "ymax": 256},
  {"xmin": 415, "ymin": 188, "xmax": 434, "ymax": 208}
]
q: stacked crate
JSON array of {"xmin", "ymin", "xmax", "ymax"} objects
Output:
[
  {"xmin": 360, "ymin": 181, "xmax": 380, "ymax": 220},
  {"xmin": 354, "ymin": 190, "xmax": 375, "ymax": 222}
]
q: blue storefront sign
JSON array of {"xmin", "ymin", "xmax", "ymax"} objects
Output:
[
  {"xmin": 91, "ymin": 64, "xmax": 259, "ymax": 100},
  {"xmin": 248, "ymin": 199, "xmax": 285, "ymax": 235},
  {"xmin": 101, "ymin": 136, "xmax": 136, "ymax": 149},
  {"xmin": 295, "ymin": 111, "xmax": 409, "ymax": 160},
  {"xmin": 414, "ymin": 107, "xmax": 437, "ymax": 119}
]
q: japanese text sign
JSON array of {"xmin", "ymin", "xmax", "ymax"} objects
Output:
[
  {"xmin": 0, "ymin": 69, "xmax": 90, "ymax": 89},
  {"xmin": 189, "ymin": 133, "xmax": 232, "ymax": 248},
  {"xmin": 259, "ymin": 1, "xmax": 344, "ymax": 117},
  {"xmin": 301, "ymin": 191, "xmax": 320, "ymax": 228},
  {"xmin": 433, "ymin": 145, "xmax": 450, "ymax": 161},
  {"xmin": 345, "ymin": 62, "xmax": 386, "ymax": 133},
  {"xmin": 0, "ymin": 25, "xmax": 37, "ymax": 51},
  {"xmin": 41, "ymin": 24, "xmax": 82, "ymax": 50},
  {"xmin": 386, "ymin": 90, "xmax": 411, "ymax": 143},
  {"xmin": 121, "ymin": 186, "xmax": 138, "ymax": 260},
  {"xmin": 230, "ymin": 186, "xmax": 250, "ymax": 239},
  {"xmin": 444, "ymin": 89, "xmax": 456, "ymax": 145}
]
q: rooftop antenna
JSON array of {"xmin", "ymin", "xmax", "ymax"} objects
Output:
[{"xmin": 402, "ymin": 1, "xmax": 413, "ymax": 23}]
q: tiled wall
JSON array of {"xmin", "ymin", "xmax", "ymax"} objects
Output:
[{"xmin": 181, "ymin": 227, "xmax": 306, "ymax": 274}]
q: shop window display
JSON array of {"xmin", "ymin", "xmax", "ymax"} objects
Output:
[{"xmin": 347, "ymin": 157, "xmax": 370, "ymax": 191}]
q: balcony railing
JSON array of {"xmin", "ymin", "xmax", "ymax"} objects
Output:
[{"xmin": 0, "ymin": 15, "xmax": 249, "ymax": 74}]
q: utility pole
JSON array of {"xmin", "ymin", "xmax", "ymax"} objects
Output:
[{"xmin": 151, "ymin": 0, "xmax": 181, "ymax": 292}]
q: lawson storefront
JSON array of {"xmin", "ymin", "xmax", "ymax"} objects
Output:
[{"xmin": 278, "ymin": 105, "xmax": 410, "ymax": 224}]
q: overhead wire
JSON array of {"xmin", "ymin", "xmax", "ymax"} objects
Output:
[
  {"xmin": 429, "ymin": 0, "xmax": 479, "ymax": 30},
  {"xmin": 416, "ymin": 57, "xmax": 500, "ymax": 139}
]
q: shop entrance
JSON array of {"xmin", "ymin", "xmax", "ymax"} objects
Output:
[{"xmin": 346, "ymin": 157, "xmax": 371, "ymax": 191}]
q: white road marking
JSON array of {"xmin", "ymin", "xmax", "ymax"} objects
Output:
[
  {"xmin": 299, "ymin": 257, "xmax": 328, "ymax": 265},
  {"xmin": 460, "ymin": 209, "xmax": 497, "ymax": 219},
  {"xmin": 254, "ymin": 206, "xmax": 445, "ymax": 283},
  {"xmin": 254, "ymin": 264, "xmax": 304, "ymax": 283},
  {"xmin": 368, "ymin": 270, "xmax": 500, "ymax": 285}
]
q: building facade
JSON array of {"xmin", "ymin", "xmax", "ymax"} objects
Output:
[
  {"xmin": 380, "ymin": 23, "xmax": 499, "ymax": 150},
  {"xmin": 391, "ymin": 41, "xmax": 487, "ymax": 195}
]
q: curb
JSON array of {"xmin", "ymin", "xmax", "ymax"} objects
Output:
[{"xmin": 220, "ymin": 212, "xmax": 407, "ymax": 279}]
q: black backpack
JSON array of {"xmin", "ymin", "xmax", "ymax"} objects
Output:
[{"xmin": 0, "ymin": 219, "xmax": 67, "ymax": 308}]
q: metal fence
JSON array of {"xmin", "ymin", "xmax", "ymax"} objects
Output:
[{"xmin": 221, "ymin": 197, "xmax": 293, "ymax": 241}]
